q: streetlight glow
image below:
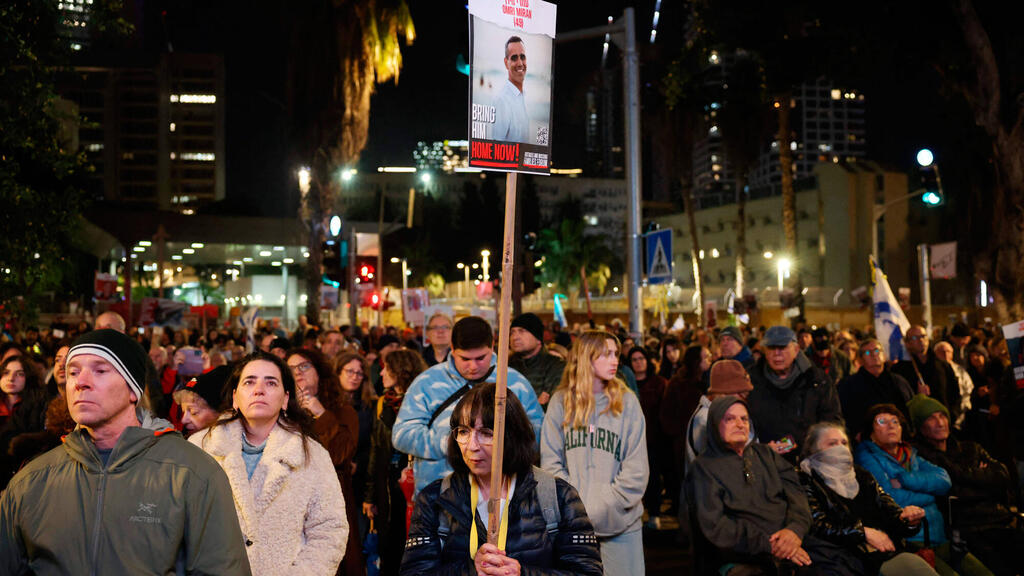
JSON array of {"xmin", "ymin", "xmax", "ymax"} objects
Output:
[
  {"xmin": 916, "ymin": 148, "xmax": 934, "ymax": 167},
  {"xmin": 297, "ymin": 167, "xmax": 311, "ymax": 193},
  {"xmin": 391, "ymin": 257, "xmax": 400, "ymax": 263}
]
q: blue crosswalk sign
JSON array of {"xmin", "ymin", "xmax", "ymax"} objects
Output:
[{"xmin": 645, "ymin": 229, "xmax": 673, "ymax": 284}]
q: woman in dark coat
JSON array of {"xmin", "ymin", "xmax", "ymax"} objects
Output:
[
  {"xmin": 286, "ymin": 347, "xmax": 361, "ymax": 575},
  {"xmin": 798, "ymin": 421, "xmax": 936, "ymax": 576},
  {"xmin": 400, "ymin": 383, "xmax": 603, "ymax": 576},
  {"xmin": 0, "ymin": 356, "xmax": 47, "ymax": 489},
  {"xmin": 363, "ymin": 349, "xmax": 427, "ymax": 576}
]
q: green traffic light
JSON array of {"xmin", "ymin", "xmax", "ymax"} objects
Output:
[{"xmin": 922, "ymin": 191, "xmax": 942, "ymax": 205}]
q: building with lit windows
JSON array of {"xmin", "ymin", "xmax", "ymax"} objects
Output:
[
  {"xmin": 413, "ymin": 140, "xmax": 469, "ymax": 173},
  {"xmin": 56, "ymin": 53, "xmax": 225, "ymax": 213}
]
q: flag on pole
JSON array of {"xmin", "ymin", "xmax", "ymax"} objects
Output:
[
  {"xmin": 871, "ymin": 258, "xmax": 911, "ymax": 361},
  {"xmin": 240, "ymin": 307, "xmax": 260, "ymax": 353},
  {"xmin": 553, "ymin": 294, "xmax": 567, "ymax": 328}
]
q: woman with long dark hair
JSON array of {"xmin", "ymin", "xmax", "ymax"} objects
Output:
[
  {"xmin": 191, "ymin": 351, "xmax": 348, "ymax": 574},
  {"xmin": 286, "ymin": 347, "xmax": 361, "ymax": 575},
  {"xmin": 363, "ymin": 349, "xmax": 427, "ymax": 576},
  {"xmin": 401, "ymin": 383, "xmax": 603, "ymax": 576},
  {"xmin": 0, "ymin": 356, "xmax": 47, "ymax": 488}
]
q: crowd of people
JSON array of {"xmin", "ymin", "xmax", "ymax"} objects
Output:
[{"xmin": 1, "ymin": 308, "xmax": 1023, "ymax": 575}]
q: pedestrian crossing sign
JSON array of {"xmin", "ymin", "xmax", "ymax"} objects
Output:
[{"xmin": 646, "ymin": 228, "xmax": 673, "ymax": 284}]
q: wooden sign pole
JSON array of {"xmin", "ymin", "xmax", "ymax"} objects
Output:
[{"xmin": 487, "ymin": 171, "xmax": 517, "ymax": 545}]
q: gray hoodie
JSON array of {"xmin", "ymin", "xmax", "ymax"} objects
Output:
[
  {"xmin": 691, "ymin": 396, "xmax": 811, "ymax": 557},
  {"xmin": 540, "ymin": 387, "xmax": 649, "ymax": 537}
]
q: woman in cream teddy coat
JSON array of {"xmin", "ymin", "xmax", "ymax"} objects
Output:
[{"xmin": 191, "ymin": 352, "xmax": 347, "ymax": 575}]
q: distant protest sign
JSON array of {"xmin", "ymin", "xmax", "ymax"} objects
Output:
[
  {"xmin": 1002, "ymin": 319, "xmax": 1024, "ymax": 389},
  {"xmin": 468, "ymin": 0, "xmax": 556, "ymax": 174}
]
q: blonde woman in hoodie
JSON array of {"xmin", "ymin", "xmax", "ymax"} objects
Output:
[{"xmin": 540, "ymin": 330, "xmax": 649, "ymax": 576}]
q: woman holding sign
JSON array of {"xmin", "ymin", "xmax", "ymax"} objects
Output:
[
  {"xmin": 400, "ymin": 383, "xmax": 602, "ymax": 576},
  {"xmin": 540, "ymin": 331, "xmax": 649, "ymax": 576}
]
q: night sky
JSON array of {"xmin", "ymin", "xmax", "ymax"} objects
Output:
[{"xmin": 141, "ymin": 0, "xmax": 1015, "ymax": 218}]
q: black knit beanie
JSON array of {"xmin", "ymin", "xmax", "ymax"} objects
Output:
[
  {"xmin": 511, "ymin": 313, "xmax": 545, "ymax": 344},
  {"xmin": 67, "ymin": 329, "xmax": 148, "ymax": 400}
]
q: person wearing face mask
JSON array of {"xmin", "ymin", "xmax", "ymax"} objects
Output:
[
  {"xmin": 799, "ymin": 421, "xmax": 936, "ymax": 576},
  {"xmin": 806, "ymin": 327, "xmax": 852, "ymax": 386}
]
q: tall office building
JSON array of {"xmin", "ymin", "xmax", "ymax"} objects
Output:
[
  {"xmin": 691, "ymin": 50, "xmax": 735, "ymax": 209},
  {"xmin": 56, "ymin": 53, "xmax": 225, "ymax": 213},
  {"xmin": 748, "ymin": 79, "xmax": 866, "ymax": 193}
]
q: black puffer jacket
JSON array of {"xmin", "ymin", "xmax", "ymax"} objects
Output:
[
  {"xmin": 400, "ymin": 467, "xmax": 603, "ymax": 576},
  {"xmin": 800, "ymin": 466, "xmax": 919, "ymax": 576},
  {"xmin": 913, "ymin": 437, "xmax": 1015, "ymax": 532}
]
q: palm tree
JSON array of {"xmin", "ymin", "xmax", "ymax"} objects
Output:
[
  {"xmin": 291, "ymin": 0, "xmax": 415, "ymax": 326},
  {"xmin": 535, "ymin": 219, "xmax": 615, "ymax": 318},
  {"xmin": 717, "ymin": 52, "xmax": 769, "ymax": 301}
]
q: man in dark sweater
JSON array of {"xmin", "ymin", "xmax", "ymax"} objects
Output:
[
  {"xmin": 838, "ymin": 338, "xmax": 914, "ymax": 439},
  {"xmin": 747, "ymin": 326, "xmax": 843, "ymax": 462},
  {"xmin": 508, "ymin": 313, "xmax": 564, "ymax": 409},
  {"xmin": 892, "ymin": 325, "xmax": 961, "ymax": 427}
]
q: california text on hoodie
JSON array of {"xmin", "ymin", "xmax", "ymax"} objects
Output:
[
  {"xmin": 540, "ymin": 387, "xmax": 649, "ymax": 538},
  {"xmin": 392, "ymin": 352, "xmax": 544, "ymax": 493},
  {"xmin": 691, "ymin": 396, "xmax": 812, "ymax": 559},
  {"xmin": 0, "ymin": 409, "xmax": 252, "ymax": 576}
]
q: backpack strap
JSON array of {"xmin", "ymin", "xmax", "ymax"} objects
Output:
[
  {"xmin": 428, "ymin": 384, "xmax": 471, "ymax": 428},
  {"xmin": 531, "ymin": 466, "xmax": 561, "ymax": 536},
  {"xmin": 427, "ymin": 365, "xmax": 496, "ymax": 428},
  {"xmin": 437, "ymin": 475, "xmax": 453, "ymax": 547}
]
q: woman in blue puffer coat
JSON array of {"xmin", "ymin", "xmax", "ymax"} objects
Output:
[
  {"xmin": 854, "ymin": 403, "xmax": 992, "ymax": 576},
  {"xmin": 400, "ymin": 383, "xmax": 602, "ymax": 576}
]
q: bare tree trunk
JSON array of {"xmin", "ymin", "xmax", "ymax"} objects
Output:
[
  {"xmin": 683, "ymin": 184, "xmax": 705, "ymax": 328},
  {"xmin": 776, "ymin": 93, "xmax": 804, "ymax": 320},
  {"xmin": 953, "ymin": 0, "xmax": 1024, "ymax": 322},
  {"xmin": 735, "ymin": 175, "xmax": 747, "ymax": 299}
]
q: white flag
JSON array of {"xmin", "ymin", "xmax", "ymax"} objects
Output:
[
  {"xmin": 240, "ymin": 307, "xmax": 261, "ymax": 353},
  {"xmin": 871, "ymin": 259, "xmax": 912, "ymax": 361},
  {"xmin": 929, "ymin": 242, "xmax": 957, "ymax": 279}
]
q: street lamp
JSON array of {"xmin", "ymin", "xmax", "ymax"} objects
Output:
[
  {"xmin": 297, "ymin": 167, "xmax": 310, "ymax": 194},
  {"xmin": 777, "ymin": 258, "xmax": 791, "ymax": 292},
  {"xmin": 390, "ymin": 257, "xmax": 408, "ymax": 291},
  {"xmin": 457, "ymin": 262, "xmax": 469, "ymax": 299},
  {"xmin": 481, "ymin": 249, "xmax": 491, "ymax": 283}
]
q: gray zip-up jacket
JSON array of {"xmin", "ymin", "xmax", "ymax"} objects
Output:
[
  {"xmin": 540, "ymin": 387, "xmax": 649, "ymax": 538},
  {"xmin": 0, "ymin": 410, "xmax": 251, "ymax": 576}
]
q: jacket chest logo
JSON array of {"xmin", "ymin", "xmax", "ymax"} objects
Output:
[{"xmin": 129, "ymin": 501, "xmax": 162, "ymax": 524}]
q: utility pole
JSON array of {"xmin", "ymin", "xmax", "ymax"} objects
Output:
[{"xmin": 557, "ymin": 8, "xmax": 642, "ymax": 334}]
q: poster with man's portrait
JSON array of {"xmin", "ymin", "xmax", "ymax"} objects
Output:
[{"xmin": 468, "ymin": 0, "xmax": 556, "ymax": 175}]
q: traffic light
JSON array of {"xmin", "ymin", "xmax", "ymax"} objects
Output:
[
  {"xmin": 915, "ymin": 149, "xmax": 944, "ymax": 206},
  {"xmin": 321, "ymin": 240, "xmax": 345, "ymax": 288},
  {"xmin": 355, "ymin": 257, "xmax": 375, "ymax": 285}
]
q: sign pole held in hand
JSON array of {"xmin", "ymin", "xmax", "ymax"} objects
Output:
[{"xmin": 488, "ymin": 172, "xmax": 517, "ymax": 545}]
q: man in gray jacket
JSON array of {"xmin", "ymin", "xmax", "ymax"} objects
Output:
[{"xmin": 0, "ymin": 329, "xmax": 251, "ymax": 575}]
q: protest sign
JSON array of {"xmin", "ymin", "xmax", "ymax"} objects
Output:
[{"xmin": 468, "ymin": 0, "xmax": 556, "ymax": 174}]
